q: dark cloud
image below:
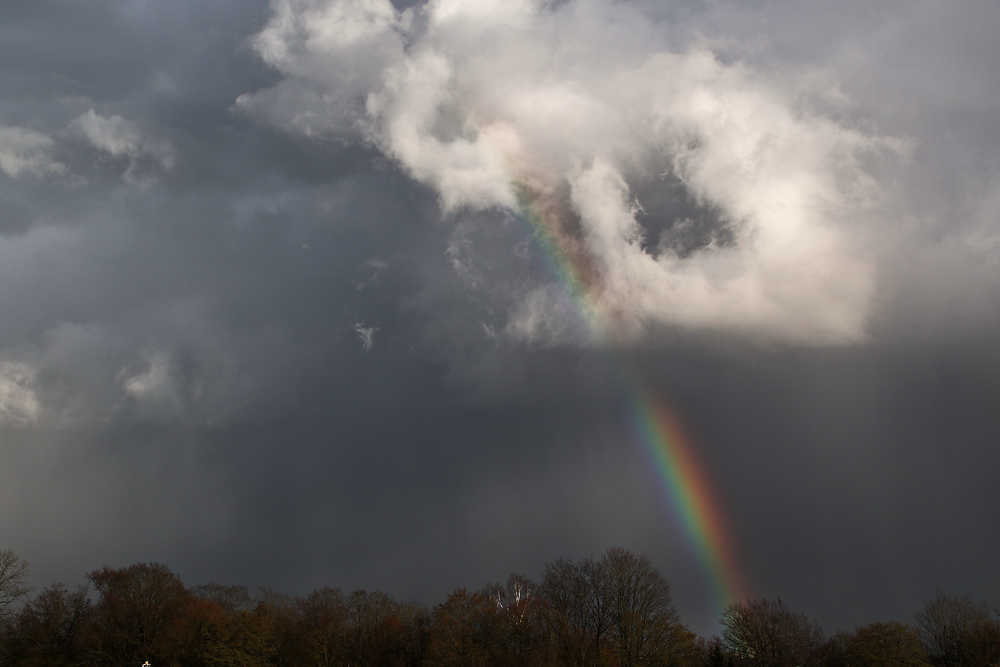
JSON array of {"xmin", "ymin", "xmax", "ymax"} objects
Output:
[{"xmin": 1, "ymin": 0, "xmax": 999, "ymax": 641}]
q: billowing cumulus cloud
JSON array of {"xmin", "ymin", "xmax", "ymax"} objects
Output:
[{"xmin": 241, "ymin": 0, "xmax": 901, "ymax": 345}]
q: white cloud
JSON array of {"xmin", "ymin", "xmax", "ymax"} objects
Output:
[
  {"xmin": 118, "ymin": 351, "xmax": 184, "ymax": 420},
  {"xmin": 0, "ymin": 124, "xmax": 65, "ymax": 178},
  {"xmin": 244, "ymin": 0, "xmax": 903, "ymax": 345},
  {"xmin": 237, "ymin": 0, "xmax": 409, "ymax": 137},
  {"xmin": 0, "ymin": 362, "xmax": 40, "ymax": 427},
  {"xmin": 6, "ymin": 301, "xmax": 265, "ymax": 429},
  {"xmin": 73, "ymin": 109, "xmax": 174, "ymax": 184},
  {"xmin": 354, "ymin": 320, "xmax": 378, "ymax": 351}
]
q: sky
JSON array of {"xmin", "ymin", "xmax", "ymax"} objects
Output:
[{"xmin": 2, "ymin": 0, "xmax": 999, "ymax": 637}]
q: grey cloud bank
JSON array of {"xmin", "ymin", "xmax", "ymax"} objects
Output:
[{"xmin": 1, "ymin": 0, "xmax": 999, "ymax": 637}]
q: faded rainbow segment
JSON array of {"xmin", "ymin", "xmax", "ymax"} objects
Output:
[
  {"xmin": 513, "ymin": 182, "xmax": 609, "ymax": 342},
  {"xmin": 511, "ymin": 182, "xmax": 748, "ymax": 612}
]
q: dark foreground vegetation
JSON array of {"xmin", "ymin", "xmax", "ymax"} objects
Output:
[{"xmin": 1, "ymin": 548, "xmax": 998, "ymax": 667}]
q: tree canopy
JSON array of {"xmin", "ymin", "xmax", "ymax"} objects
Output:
[{"xmin": 0, "ymin": 548, "xmax": 997, "ymax": 667}]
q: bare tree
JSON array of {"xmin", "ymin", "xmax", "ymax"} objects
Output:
[
  {"xmin": 720, "ymin": 598, "xmax": 824, "ymax": 667},
  {"xmin": 601, "ymin": 547, "xmax": 678, "ymax": 667},
  {"xmin": 840, "ymin": 621, "xmax": 931, "ymax": 667},
  {"xmin": 483, "ymin": 573, "xmax": 543, "ymax": 661},
  {"xmin": 915, "ymin": 592, "xmax": 1000, "ymax": 667},
  {"xmin": 88, "ymin": 562, "xmax": 191, "ymax": 666},
  {"xmin": 540, "ymin": 548, "xmax": 681, "ymax": 667},
  {"xmin": 294, "ymin": 586, "xmax": 348, "ymax": 667},
  {"xmin": 2, "ymin": 583, "xmax": 92, "ymax": 666},
  {"xmin": 541, "ymin": 556, "xmax": 611, "ymax": 666},
  {"xmin": 0, "ymin": 550, "xmax": 31, "ymax": 616},
  {"xmin": 191, "ymin": 582, "xmax": 252, "ymax": 615}
]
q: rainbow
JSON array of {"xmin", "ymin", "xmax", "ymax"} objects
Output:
[
  {"xmin": 511, "ymin": 181, "xmax": 607, "ymax": 341},
  {"xmin": 512, "ymin": 182, "xmax": 749, "ymax": 613},
  {"xmin": 626, "ymin": 386, "xmax": 749, "ymax": 611}
]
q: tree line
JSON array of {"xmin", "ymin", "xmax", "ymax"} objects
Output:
[{"xmin": 0, "ymin": 547, "xmax": 998, "ymax": 667}]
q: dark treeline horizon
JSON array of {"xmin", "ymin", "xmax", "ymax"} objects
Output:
[{"xmin": 2, "ymin": 547, "xmax": 999, "ymax": 667}]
